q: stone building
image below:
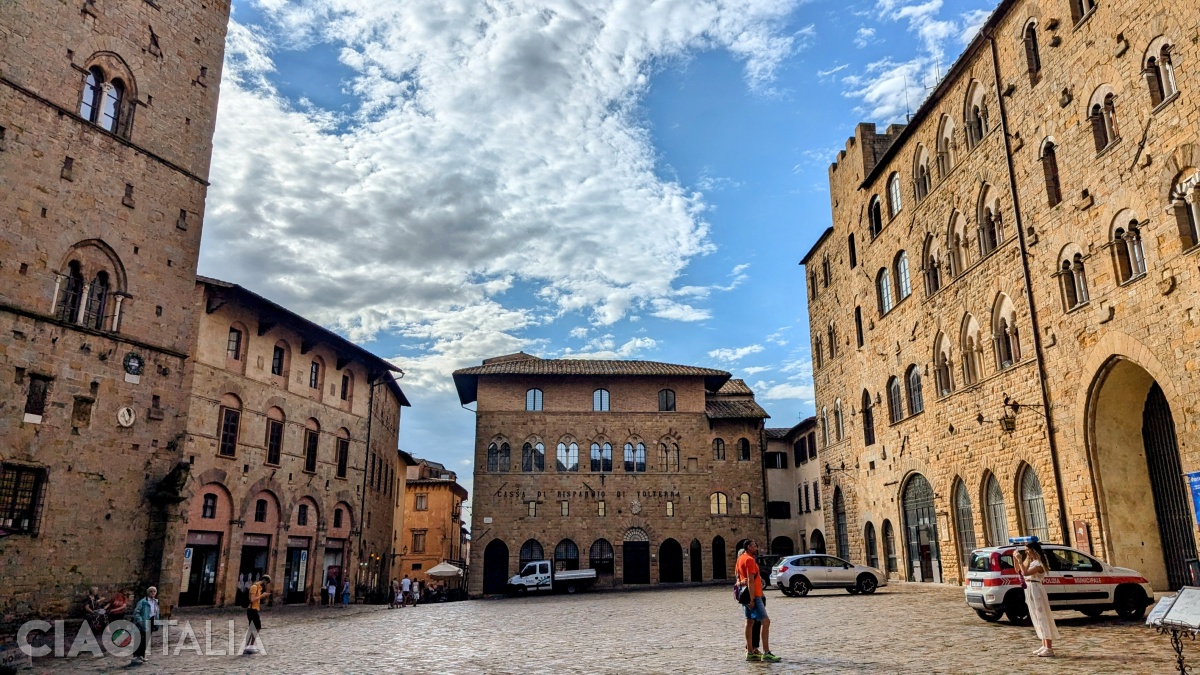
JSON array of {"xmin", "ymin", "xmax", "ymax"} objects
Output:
[
  {"xmin": 764, "ymin": 418, "xmax": 829, "ymax": 558},
  {"xmin": 166, "ymin": 278, "xmax": 410, "ymax": 609},
  {"xmin": 0, "ymin": 0, "xmax": 231, "ymax": 619},
  {"xmin": 400, "ymin": 457, "xmax": 469, "ymax": 586},
  {"xmin": 802, "ymin": 0, "xmax": 1200, "ymax": 591},
  {"xmin": 455, "ymin": 353, "xmax": 769, "ymax": 597}
]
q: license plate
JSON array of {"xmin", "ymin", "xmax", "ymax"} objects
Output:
[{"xmin": 969, "ymin": 580, "xmax": 982, "ymax": 587}]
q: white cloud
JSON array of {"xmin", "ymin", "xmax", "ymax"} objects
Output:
[
  {"xmin": 816, "ymin": 63, "xmax": 849, "ymax": 78},
  {"xmin": 569, "ymin": 327, "xmax": 590, "ymax": 339},
  {"xmin": 854, "ymin": 27, "xmax": 876, "ymax": 48},
  {"xmin": 752, "ymin": 380, "xmax": 815, "ymax": 402},
  {"xmin": 562, "ymin": 336, "xmax": 658, "ymax": 359},
  {"xmin": 708, "ymin": 344, "xmax": 765, "ymax": 362},
  {"xmin": 203, "ymin": 0, "xmax": 802, "ymax": 392},
  {"xmin": 766, "ymin": 329, "xmax": 790, "ymax": 346},
  {"xmin": 741, "ymin": 365, "xmax": 770, "ymax": 375},
  {"xmin": 839, "ymin": 0, "xmax": 992, "ymax": 121}
]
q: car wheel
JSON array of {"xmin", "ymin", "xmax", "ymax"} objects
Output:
[
  {"xmin": 790, "ymin": 577, "xmax": 810, "ymax": 597},
  {"xmin": 780, "ymin": 587, "xmax": 795, "ymax": 597},
  {"xmin": 857, "ymin": 575, "xmax": 878, "ymax": 595},
  {"xmin": 846, "ymin": 588, "xmax": 859, "ymax": 594},
  {"xmin": 565, "ymin": 583, "xmax": 577, "ymax": 594},
  {"xmin": 1005, "ymin": 592, "xmax": 1030, "ymax": 625},
  {"xmin": 1079, "ymin": 608, "xmax": 1105, "ymax": 618},
  {"xmin": 975, "ymin": 609, "xmax": 1003, "ymax": 622},
  {"xmin": 1115, "ymin": 586, "xmax": 1148, "ymax": 620},
  {"xmin": 514, "ymin": 586, "xmax": 527, "ymax": 597}
]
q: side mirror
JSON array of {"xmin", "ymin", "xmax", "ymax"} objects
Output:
[{"xmin": 844, "ymin": 564, "xmax": 852, "ymax": 569}]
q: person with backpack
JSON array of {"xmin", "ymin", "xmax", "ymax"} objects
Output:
[{"xmin": 736, "ymin": 541, "xmax": 781, "ymax": 663}]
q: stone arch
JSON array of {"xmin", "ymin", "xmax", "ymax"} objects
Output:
[
  {"xmin": 236, "ymin": 477, "xmax": 286, "ymax": 517},
  {"xmin": 1158, "ymin": 144, "xmax": 1200, "ymax": 205},
  {"xmin": 1081, "ymin": 342, "xmax": 1191, "ymax": 590},
  {"xmin": 243, "ymin": 489, "xmax": 281, "ymax": 535},
  {"xmin": 482, "ymin": 539, "xmax": 510, "ymax": 594},
  {"xmin": 58, "ymin": 239, "xmax": 129, "ymax": 292}
]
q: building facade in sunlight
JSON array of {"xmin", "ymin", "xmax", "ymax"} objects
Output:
[
  {"xmin": 455, "ymin": 353, "xmax": 770, "ymax": 597},
  {"xmin": 170, "ymin": 278, "xmax": 410, "ymax": 610},
  {"xmin": 400, "ymin": 457, "xmax": 468, "ymax": 587},
  {"xmin": 0, "ymin": 0, "xmax": 231, "ymax": 619},
  {"xmin": 802, "ymin": 0, "xmax": 1200, "ymax": 593},
  {"xmin": 763, "ymin": 418, "xmax": 829, "ymax": 559}
]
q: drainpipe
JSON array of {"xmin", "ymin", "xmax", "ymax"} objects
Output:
[
  {"xmin": 357, "ymin": 375, "xmax": 377, "ymax": 591},
  {"xmin": 988, "ymin": 33, "xmax": 1072, "ymax": 544}
]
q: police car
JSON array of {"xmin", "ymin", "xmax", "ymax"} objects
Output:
[{"xmin": 964, "ymin": 542, "xmax": 1154, "ymax": 623}]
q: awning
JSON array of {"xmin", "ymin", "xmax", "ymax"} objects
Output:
[{"xmin": 426, "ymin": 562, "xmax": 464, "ymax": 578}]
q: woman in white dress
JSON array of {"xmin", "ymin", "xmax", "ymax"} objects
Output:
[{"xmin": 1015, "ymin": 541, "xmax": 1059, "ymax": 657}]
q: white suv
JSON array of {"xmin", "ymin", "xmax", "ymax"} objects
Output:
[
  {"xmin": 770, "ymin": 554, "xmax": 888, "ymax": 596},
  {"xmin": 964, "ymin": 544, "xmax": 1154, "ymax": 623}
]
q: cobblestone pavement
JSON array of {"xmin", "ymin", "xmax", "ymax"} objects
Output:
[{"xmin": 23, "ymin": 583, "xmax": 1183, "ymax": 673}]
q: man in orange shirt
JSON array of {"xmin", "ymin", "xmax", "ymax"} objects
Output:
[{"xmin": 736, "ymin": 541, "xmax": 780, "ymax": 662}]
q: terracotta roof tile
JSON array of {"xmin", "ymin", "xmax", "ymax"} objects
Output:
[
  {"xmin": 706, "ymin": 399, "xmax": 770, "ymax": 419},
  {"xmin": 714, "ymin": 378, "xmax": 753, "ymax": 395}
]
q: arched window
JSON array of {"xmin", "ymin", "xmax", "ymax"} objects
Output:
[
  {"xmin": 984, "ymin": 474, "xmax": 1009, "ymax": 545},
  {"xmin": 303, "ymin": 419, "xmax": 320, "ymax": 473},
  {"xmin": 882, "ymin": 520, "xmax": 897, "ymax": 574},
  {"xmin": 887, "ymin": 376, "xmax": 904, "ymax": 423},
  {"xmin": 848, "ymin": 234, "xmax": 858, "ymax": 268},
  {"xmin": 556, "ymin": 442, "xmax": 578, "ymax": 472},
  {"xmin": 965, "ymin": 82, "xmax": 989, "ymax": 149},
  {"xmin": 590, "ymin": 539, "xmax": 615, "ymax": 573},
  {"xmin": 712, "ymin": 438, "xmax": 725, "ymax": 461},
  {"xmin": 861, "ymin": 390, "xmax": 876, "ymax": 446},
  {"xmin": 739, "ymin": 492, "xmax": 751, "ymax": 515},
  {"xmin": 953, "ymin": 479, "xmax": 977, "ymax": 569},
  {"xmin": 710, "ymin": 492, "xmax": 729, "ymax": 515},
  {"xmin": 257, "ymin": 499, "xmax": 270, "ymax": 523},
  {"xmin": 1089, "ymin": 89, "xmax": 1119, "ymax": 152},
  {"xmin": 827, "ymin": 322, "xmax": 837, "ymax": 359},
  {"xmin": 1019, "ymin": 465, "xmax": 1049, "ymax": 541},
  {"xmin": 79, "ymin": 64, "xmax": 132, "ymax": 136},
  {"xmin": 820, "ymin": 407, "xmax": 829, "ymax": 447},
  {"xmin": 854, "ymin": 306, "xmax": 864, "ymax": 347},
  {"xmin": 1113, "ymin": 218, "xmax": 1147, "ymax": 283},
  {"xmin": 519, "ymin": 540, "xmax": 544, "ymax": 569},
  {"xmin": 1145, "ymin": 41, "xmax": 1178, "ymax": 107},
  {"xmin": 1171, "ymin": 170, "xmax": 1200, "ymax": 251},
  {"xmin": 658, "ymin": 389, "xmax": 676, "ymax": 412},
  {"xmin": 992, "ymin": 295, "xmax": 1021, "ymax": 370},
  {"xmin": 922, "ymin": 235, "xmax": 941, "ymax": 296},
  {"xmin": 933, "ymin": 332, "xmax": 954, "ymax": 396},
  {"xmin": 56, "ymin": 260, "xmax": 85, "ymax": 323},
  {"xmin": 1023, "ymin": 21, "xmax": 1041, "ymax": 84},
  {"xmin": 624, "ymin": 442, "xmax": 646, "ymax": 473},
  {"xmin": 887, "ymin": 173, "xmax": 903, "ymax": 218},
  {"xmin": 1040, "ymin": 140, "xmax": 1062, "ymax": 206},
  {"xmin": 593, "ymin": 389, "xmax": 610, "ymax": 411},
  {"xmin": 937, "ymin": 116, "xmax": 956, "ymax": 178},
  {"xmin": 877, "ymin": 268, "xmax": 894, "ymax": 315},
  {"xmin": 82, "ymin": 270, "xmax": 110, "ymax": 330},
  {"xmin": 554, "ymin": 539, "xmax": 580, "ymax": 571},
  {"xmin": 906, "ymin": 365, "xmax": 924, "ymax": 415},
  {"xmin": 960, "ymin": 315, "xmax": 982, "ymax": 386},
  {"xmin": 271, "ymin": 340, "xmax": 291, "ymax": 377},
  {"xmin": 590, "ymin": 442, "xmax": 612, "ymax": 472},
  {"xmin": 834, "ymin": 399, "xmax": 844, "ymax": 441},
  {"xmin": 813, "ymin": 337, "xmax": 823, "ymax": 370},
  {"xmin": 868, "ymin": 197, "xmax": 884, "ymax": 238},
  {"xmin": 335, "ymin": 428, "xmax": 350, "ymax": 478},
  {"xmin": 822, "ymin": 255, "xmax": 832, "ymax": 287},
  {"xmin": 525, "ymin": 388, "xmax": 543, "ymax": 411},
  {"xmin": 914, "ymin": 146, "xmax": 931, "ymax": 201},
  {"xmin": 487, "ymin": 442, "xmax": 500, "ymax": 472},
  {"xmin": 977, "ymin": 187, "xmax": 1004, "ymax": 256},
  {"xmin": 217, "ymin": 393, "xmax": 241, "ymax": 457},
  {"xmin": 947, "ymin": 211, "xmax": 967, "ymax": 277},
  {"xmin": 894, "ymin": 251, "xmax": 911, "ymax": 301},
  {"xmin": 1060, "ymin": 250, "xmax": 1089, "ymax": 310},
  {"xmin": 340, "ymin": 371, "xmax": 354, "ymax": 403},
  {"xmin": 265, "ymin": 407, "xmax": 285, "ymax": 465},
  {"xmin": 864, "ymin": 522, "xmax": 879, "ymax": 568},
  {"xmin": 736, "ymin": 438, "xmax": 751, "ymax": 462}
]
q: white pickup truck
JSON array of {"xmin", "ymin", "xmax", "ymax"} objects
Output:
[{"xmin": 507, "ymin": 560, "xmax": 597, "ymax": 595}]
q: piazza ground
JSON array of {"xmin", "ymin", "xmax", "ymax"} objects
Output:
[{"xmin": 26, "ymin": 583, "xmax": 1183, "ymax": 673}]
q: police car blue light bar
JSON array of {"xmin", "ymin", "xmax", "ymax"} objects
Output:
[{"xmin": 1008, "ymin": 536, "xmax": 1039, "ymax": 545}]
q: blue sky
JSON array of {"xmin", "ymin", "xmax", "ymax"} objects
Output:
[{"xmin": 199, "ymin": 0, "xmax": 993, "ymax": 510}]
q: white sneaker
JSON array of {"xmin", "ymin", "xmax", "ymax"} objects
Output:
[{"xmin": 1038, "ymin": 648, "xmax": 1055, "ymax": 658}]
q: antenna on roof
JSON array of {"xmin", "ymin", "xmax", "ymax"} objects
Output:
[{"xmin": 904, "ymin": 75, "xmax": 913, "ymax": 122}]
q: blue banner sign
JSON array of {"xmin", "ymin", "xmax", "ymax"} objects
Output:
[{"xmin": 1186, "ymin": 471, "xmax": 1200, "ymax": 530}]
